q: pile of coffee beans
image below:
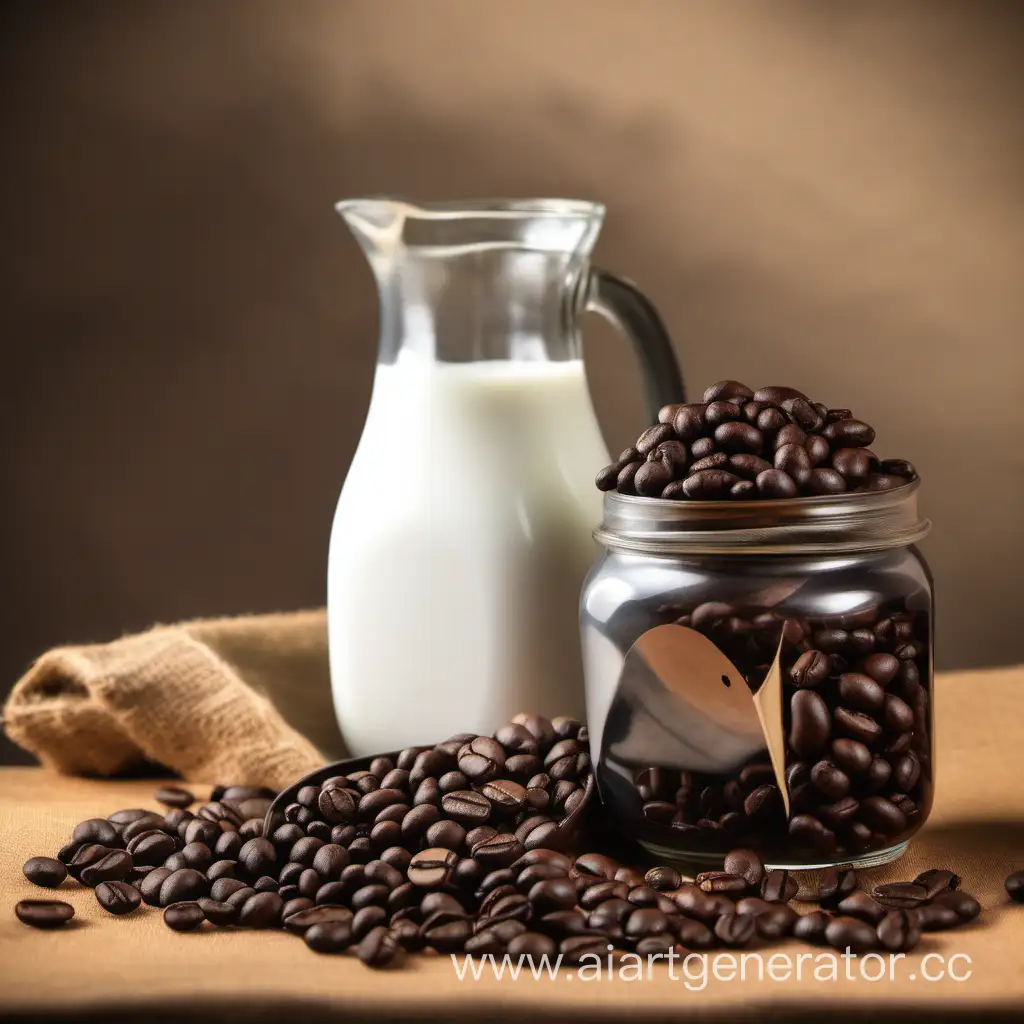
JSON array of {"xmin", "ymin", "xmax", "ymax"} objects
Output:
[
  {"xmin": 596, "ymin": 381, "xmax": 918, "ymax": 500},
  {"xmin": 616, "ymin": 598, "xmax": 931, "ymax": 861},
  {"xmin": 19, "ymin": 769, "xmax": 1010, "ymax": 967}
]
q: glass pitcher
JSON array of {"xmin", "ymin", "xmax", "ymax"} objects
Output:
[{"xmin": 329, "ymin": 198, "xmax": 684, "ymax": 755}]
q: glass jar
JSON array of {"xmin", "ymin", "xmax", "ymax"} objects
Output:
[{"xmin": 580, "ymin": 483, "xmax": 932, "ymax": 870}]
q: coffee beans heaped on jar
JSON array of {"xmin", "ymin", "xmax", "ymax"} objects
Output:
[
  {"xmin": 596, "ymin": 381, "xmax": 917, "ymax": 500},
  {"xmin": 620, "ymin": 596, "xmax": 932, "ymax": 862},
  {"xmin": 14, "ymin": 718, "xmax": 989, "ymax": 968}
]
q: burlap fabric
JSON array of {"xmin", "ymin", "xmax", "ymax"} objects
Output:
[{"xmin": 2, "ymin": 610, "xmax": 340, "ymax": 789}]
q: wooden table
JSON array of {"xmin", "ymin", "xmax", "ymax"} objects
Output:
[{"xmin": 2, "ymin": 667, "xmax": 1022, "ymax": 1022}]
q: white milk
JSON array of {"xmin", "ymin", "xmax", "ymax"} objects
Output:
[{"xmin": 328, "ymin": 355, "xmax": 609, "ymax": 754}]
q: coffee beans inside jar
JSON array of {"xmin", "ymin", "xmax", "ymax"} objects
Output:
[{"xmin": 596, "ymin": 381, "xmax": 917, "ymax": 500}]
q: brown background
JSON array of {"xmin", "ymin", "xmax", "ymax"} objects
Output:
[{"xmin": 2, "ymin": 0, "xmax": 1022, "ymax": 764}]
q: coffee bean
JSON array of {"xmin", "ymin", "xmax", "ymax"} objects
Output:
[
  {"xmin": 697, "ymin": 871, "xmax": 748, "ymax": 896},
  {"xmin": 458, "ymin": 737, "xmax": 506, "ymax": 783},
  {"xmin": 723, "ymin": 849, "xmax": 765, "ymax": 889},
  {"xmin": 644, "ymin": 866, "xmax": 681, "ymax": 892},
  {"xmin": 634, "ymin": 460, "xmax": 673, "ymax": 496},
  {"xmin": 756, "ymin": 468, "xmax": 798, "ymax": 499},
  {"xmin": 756, "ymin": 904, "xmax": 798, "ymax": 939},
  {"xmin": 80, "ymin": 849, "xmax": 133, "ymax": 887},
  {"xmin": 810, "ymin": 761, "xmax": 850, "ymax": 800},
  {"xmin": 823, "ymin": 419, "xmax": 875, "ymax": 448},
  {"xmin": 95, "ymin": 880, "xmax": 142, "ymax": 916},
  {"xmin": 164, "ymin": 901, "xmax": 205, "ymax": 932},
  {"xmin": 474, "ymin": 833, "xmax": 525, "ymax": 868},
  {"xmin": 808, "ymin": 468, "xmax": 847, "ymax": 494},
  {"xmin": 1005, "ymin": 870, "xmax": 1024, "ymax": 903},
  {"xmin": 239, "ymin": 891, "xmax": 283, "ymax": 928},
  {"xmin": 877, "ymin": 909, "xmax": 921, "ymax": 952},
  {"xmin": 715, "ymin": 421, "xmax": 763, "ymax": 455},
  {"xmin": 683, "ymin": 469, "xmax": 741, "ymax": 499},
  {"xmin": 790, "ymin": 651, "xmax": 830, "ymax": 689},
  {"xmin": 238, "ymin": 838, "xmax": 276, "ymax": 880},
  {"xmin": 792, "ymin": 910, "xmax": 830, "ymax": 943},
  {"xmin": 838, "ymin": 673, "xmax": 885, "ymax": 710},
  {"xmin": 625, "ymin": 907, "xmax": 671, "ymax": 938},
  {"xmin": 318, "ymin": 786, "xmax": 356, "ymax": 824},
  {"xmin": 831, "ymin": 738, "xmax": 872, "ymax": 774},
  {"xmin": 932, "ymin": 890, "xmax": 981, "ymax": 922},
  {"xmin": 155, "ymin": 785, "xmax": 195, "ymax": 809},
  {"xmin": 441, "ymin": 790, "xmax": 492, "ymax": 826},
  {"xmin": 195, "ymin": 898, "xmax": 237, "ymax": 926},
  {"xmin": 872, "ymin": 882, "xmax": 929, "ymax": 909},
  {"xmin": 884, "ymin": 696, "xmax": 915, "ymax": 733},
  {"xmin": 910, "ymin": 869, "xmax": 958, "ymax": 899},
  {"xmin": 159, "ymin": 868, "xmax": 208, "ymax": 906},
  {"xmin": 836, "ymin": 891, "xmax": 886, "ymax": 924},
  {"xmin": 825, "ymin": 915, "xmax": 877, "ymax": 953},
  {"xmin": 126, "ymin": 830, "xmax": 178, "ymax": 866},
  {"xmin": 714, "ymin": 912, "xmax": 756, "ymax": 947},
  {"xmin": 23, "ymin": 856, "xmax": 67, "ymax": 888},
  {"xmin": 805, "ymin": 434, "xmax": 831, "ymax": 466},
  {"xmin": 761, "ymin": 870, "xmax": 798, "ymax": 903},
  {"xmin": 833, "ymin": 707, "xmax": 883, "ymax": 745},
  {"xmin": 859, "ymin": 796, "xmax": 907, "ymax": 836},
  {"xmin": 72, "ymin": 818, "xmax": 121, "ymax": 848},
  {"xmin": 775, "ymin": 443, "xmax": 812, "ymax": 487},
  {"xmin": 15, "ymin": 899, "xmax": 75, "ymax": 929},
  {"xmin": 789, "ymin": 690, "xmax": 831, "ymax": 758},
  {"xmin": 407, "ymin": 848, "xmax": 457, "ymax": 889},
  {"xmin": 860, "ymin": 652, "xmax": 900, "ymax": 685}
]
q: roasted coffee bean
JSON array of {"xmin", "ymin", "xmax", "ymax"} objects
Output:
[
  {"xmin": 723, "ymin": 848, "xmax": 765, "ymax": 889},
  {"xmin": 636, "ymin": 422, "xmax": 676, "ymax": 455},
  {"xmin": 775, "ymin": 443, "xmax": 812, "ymax": 487},
  {"xmin": 756, "ymin": 904, "xmax": 798, "ymax": 939},
  {"xmin": 860, "ymin": 652, "xmax": 900, "ymax": 685},
  {"xmin": 932, "ymin": 890, "xmax": 981, "ymax": 922},
  {"xmin": 214, "ymin": 831, "xmax": 244, "ymax": 860},
  {"xmin": 823, "ymin": 419, "xmax": 875, "ymax": 448},
  {"xmin": 810, "ymin": 761, "xmax": 850, "ymax": 800},
  {"xmin": 197, "ymin": 898, "xmax": 238, "ymax": 926},
  {"xmin": 311, "ymin": 843, "xmax": 349, "ymax": 881},
  {"xmin": 913, "ymin": 868, "xmax": 960, "ymax": 898},
  {"xmin": 826, "ymin": 915, "xmax": 877, "ymax": 953},
  {"xmin": 80, "ymin": 849, "xmax": 133, "ymax": 887},
  {"xmin": 836, "ymin": 891, "xmax": 886, "ymax": 924},
  {"xmin": 833, "ymin": 707, "xmax": 883, "ymax": 745},
  {"xmin": 481, "ymin": 779, "xmax": 528, "ymax": 812},
  {"xmin": 817, "ymin": 867, "xmax": 858, "ymax": 908},
  {"xmin": 790, "ymin": 651, "xmax": 830, "ymax": 689},
  {"xmin": 23, "ymin": 856, "xmax": 67, "ymax": 888},
  {"xmin": 831, "ymin": 738, "xmax": 872, "ymax": 775},
  {"xmin": 877, "ymin": 909, "xmax": 921, "ymax": 952},
  {"xmin": 424, "ymin": 819, "xmax": 466, "ymax": 851},
  {"xmin": 839, "ymin": 673, "xmax": 885, "ymax": 711},
  {"xmin": 73, "ymin": 818, "xmax": 121, "ymax": 848},
  {"xmin": 180, "ymin": 841, "xmax": 213, "ymax": 871},
  {"xmin": 108, "ymin": 808, "xmax": 152, "ymax": 825},
  {"xmin": 126, "ymin": 830, "xmax": 178, "ymax": 866},
  {"xmin": 916, "ymin": 902, "xmax": 961, "ymax": 931},
  {"xmin": 95, "ymin": 880, "xmax": 142, "ymax": 916},
  {"xmin": 253, "ymin": 876, "xmax": 279, "ymax": 894},
  {"xmin": 318, "ymin": 786, "xmax": 356, "ymax": 824},
  {"xmin": 756, "ymin": 468, "xmax": 798, "ymax": 499},
  {"xmin": 526, "ymin": 878, "xmax": 576, "ymax": 915},
  {"xmin": 859, "ymin": 796, "xmax": 907, "ymax": 836},
  {"xmin": 475, "ymin": 833, "xmax": 525, "ymax": 868},
  {"xmin": 789, "ymin": 690, "xmax": 831, "ymax": 758},
  {"xmin": 714, "ymin": 912, "xmax": 756, "ymax": 947},
  {"xmin": 697, "ymin": 871, "xmax": 748, "ymax": 896},
  {"xmin": 164, "ymin": 901, "xmax": 205, "ymax": 932},
  {"xmin": 1004, "ymin": 870, "xmax": 1024, "ymax": 903},
  {"xmin": 793, "ymin": 910, "xmax": 831, "ymax": 943},
  {"xmin": 159, "ymin": 868, "xmax": 208, "ymax": 906},
  {"xmin": 407, "ymin": 848, "xmax": 457, "ymax": 888},
  {"xmin": 15, "ymin": 899, "xmax": 75, "ymax": 929},
  {"xmin": 283, "ymin": 904, "xmax": 353, "ymax": 934},
  {"xmin": 808, "ymin": 467, "xmax": 847, "ymax": 493},
  {"xmin": 239, "ymin": 891, "xmax": 283, "ymax": 929},
  {"xmin": 225, "ymin": 886, "xmax": 257, "ymax": 910},
  {"xmin": 459, "ymin": 737, "xmax": 506, "ymax": 782},
  {"xmin": 872, "ymin": 882, "xmax": 929, "ymax": 909},
  {"xmin": 441, "ymin": 790, "xmax": 492, "ymax": 826},
  {"xmin": 155, "ymin": 785, "xmax": 195, "ymax": 809},
  {"xmin": 758, "ymin": 869, "xmax": 797, "ymax": 904},
  {"xmin": 644, "ymin": 865, "xmax": 681, "ymax": 892},
  {"xmin": 138, "ymin": 867, "xmax": 172, "ymax": 906},
  {"xmin": 238, "ymin": 838, "xmax": 277, "ymax": 880},
  {"xmin": 357, "ymin": 925, "xmax": 401, "ymax": 968},
  {"xmin": 184, "ymin": 819, "xmax": 221, "ymax": 847},
  {"xmin": 635, "ymin": 460, "xmax": 673, "ymax": 496},
  {"xmin": 625, "ymin": 907, "xmax": 671, "ymax": 938}
]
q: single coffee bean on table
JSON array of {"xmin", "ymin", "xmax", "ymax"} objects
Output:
[
  {"xmin": 23, "ymin": 856, "xmax": 67, "ymax": 889},
  {"xmin": 164, "ymin": 901, "xmax": 206, "ymax": 932},
  {"xmin": 15, "ymin": 899, "xmax": 75, "ymax": 929},
  {"xmin": 154, "ymin": 785, "xmax": 195, "ymax": 809}
]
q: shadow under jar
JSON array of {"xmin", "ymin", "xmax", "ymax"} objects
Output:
[{"xmin": 580, "ymin": 482, "xmax": 933, "ymax": 871}]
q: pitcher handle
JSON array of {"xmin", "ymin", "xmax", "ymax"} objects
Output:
[{"xmin": 584, "ymin": 268, "xmax": 686, "ymax": 418}]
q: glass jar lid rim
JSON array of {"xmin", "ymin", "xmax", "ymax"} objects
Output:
[{"xmin": 595, "ymin": 480, "xmax": 930, "ymax": 555}]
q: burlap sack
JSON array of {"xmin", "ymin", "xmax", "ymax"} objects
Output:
[{"xmin": 2, "ymin": 610, "xmax": 341, "ymax": 789}]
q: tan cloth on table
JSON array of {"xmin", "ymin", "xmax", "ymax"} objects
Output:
[
  {"xmin": 2, "ymin": 611, "xmax": 340, "ymax": 789},
  {"xmin": 1, "ymin": 667, "xmax": 1022, "ymax": 1022}
]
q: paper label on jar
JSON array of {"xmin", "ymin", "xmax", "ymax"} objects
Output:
[{"xmin": 611, "ymin": 624, "xmax": 789, "ymax": 815}]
